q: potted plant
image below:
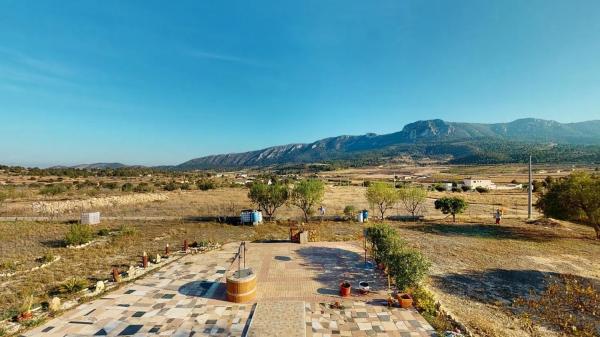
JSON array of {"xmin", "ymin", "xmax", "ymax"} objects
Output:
[
  {"xmin": 396, "ymin": 293, "xmax": 413, "ymax": 308},
  {"xmin": 339, "ymin": 281, "xmax": 351, "ymax": 297},
  {"xmin": 17, "ymin": 294, "xmax": 34, "ymax": 322},
  {"xmin": 358, "ymin": 281, "xmax": 370, "ymax": 294}
]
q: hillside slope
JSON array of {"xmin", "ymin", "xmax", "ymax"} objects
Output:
[{"xmin": 177, "ymin": 118, "xmax": 600, "ymax": 169}]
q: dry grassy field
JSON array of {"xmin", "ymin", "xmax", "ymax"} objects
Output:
[{"xmin": 0, "ymin": 164, "xmax": 598, "ymax": 336}]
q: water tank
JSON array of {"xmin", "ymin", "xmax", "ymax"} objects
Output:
[{"xmin": 252, "ymin": 211, "xmax": 262, "ymax": 226}]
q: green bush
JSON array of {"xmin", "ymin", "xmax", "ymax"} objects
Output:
[
  {"xmin": 365, "ymin": 223, "xmax": 406, "ymax": 264},
  {"xmin": 57, "ymin": 277, "xmax": 89, "ymax": 294},
  {"xmin": 460, "ymin": 185, "xmax": 471, "ymax": 192},
  {"xmin": 433, "ymin": 185, "xmax": 446, "ymax": 192},
  {"xmin": 39, "ymin": 184, "xmax": 69, "ymax": 196},
  {"xmin": 121, "ymin": 183, "xmax": 134, "ymax": 192},
  {"xmin": 117, "ymin": 224, "xmax": 138, "ymax": 236},
  {"xmin": 343, "ymin": 205, "xmax": 357, "ymax": 219},
  {"xmin": 388, "ymin": 249, "xmax": 431, "ymax": 291},
  {"xmin": 475, "ymin": 186, "xmax": 489, "ymax": 193},
  {"xmin": 101, "ymin": 182, "xmax": 119, "ymax": 189},
  {"xmin": 365, "ymin": 223, "xmax": 430, "ymax": 291},
  {"xmin": 163, "ymin": 182, "xmax": 178, "ymax": 191},
  {"xmin": 197, "ymin": 179, "xmax": 216, "ymax": 191},
  {"xmin": 133, "ymin": 182, "xmax": 153, "ymax": 193},
  {"xmin": 64, "ymin": 223, "xmax": 94, "ymax": 246},
  {"xmin": 38, "ymin": 252, "xmax": 55, "ymax": 264},
  {"xmin": 97, "ymin": 228, "xmax": 110, "ymax": 236}
]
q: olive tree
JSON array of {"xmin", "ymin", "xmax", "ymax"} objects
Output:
[
  {"xmin": 434, "ymin": 197, "xmax": 468, "ymax": 222},
  {"xmin": 248, "ymin": 181, "xmax": 289, "ymax": 221},
  {"xmin": 398, "ymin": 186, "xmax": 427, "ymax": 217},
  {"xmin": 366, "ymin": 181, "xmax": 399, "ymax": 220},
  {"xmin": 536, "ymin": 172, "xmax": 600, "ymax": 240},
  {"xmin": 289, "ymin": 179, "xmax": 325, "ymax": 222}
]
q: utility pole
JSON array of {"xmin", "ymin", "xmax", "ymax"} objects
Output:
[{"xmin": 528, "ymin": 155, "xmax": 532, "ymax": 220}]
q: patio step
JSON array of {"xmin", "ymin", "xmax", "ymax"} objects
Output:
[{"xmin": 246, "ymin": 301, "xmax": 306, "ymax": 337}]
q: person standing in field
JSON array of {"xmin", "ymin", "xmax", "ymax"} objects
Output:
[{"xmin": 495, "ymin": 208, "xmax": 503, "ymax": 224}]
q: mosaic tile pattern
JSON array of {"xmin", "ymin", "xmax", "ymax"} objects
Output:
[
  {"xmin": 24, "ymin": 241, "xmax": 435, "ymax": 337},
  {"xmin": 23, "ymin": 243, "xmax": 250, "ymax": 337},
  {"xmin": 305, "ymin": 301, "xmax": 435, "ymax": 337}
]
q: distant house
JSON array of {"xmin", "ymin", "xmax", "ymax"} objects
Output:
[{"xmin": 463, "ymin": 178, "xmax": 496, "ymax": 190}]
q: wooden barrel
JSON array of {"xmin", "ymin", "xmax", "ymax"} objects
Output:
[{"xmin": 226, "ymin": 268, "xmax": 256, "ymax": 303}]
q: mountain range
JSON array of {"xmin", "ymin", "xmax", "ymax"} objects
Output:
[
  {"xmin": 50, "ymin": 118, "xmax": 600, "ymax": 170},
  {"xmin": 176, "ymin": 118, "xmax": 600, "ymax": 169}
]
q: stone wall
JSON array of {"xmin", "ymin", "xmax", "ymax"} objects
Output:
[{"xmin": 31, "ymin": 193, "xmax": 168, "ymax": 215}]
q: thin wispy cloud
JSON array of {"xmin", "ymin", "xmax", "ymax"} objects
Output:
[
  {"xmin": 188, "ymin": 50, "xmax": 266, "ymax": 68},
  {"xmin": 0, "ymin": 48, "xmax": 76, "ymax": 88}
]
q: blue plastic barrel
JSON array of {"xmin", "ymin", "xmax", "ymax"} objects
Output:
[
  {"xmin": 251, "ymin": 211, "xmax": 259, "ymax": 225},
  {"xmin": 362, "ymin": 210, "xmax": 369, "ymax": 221}
]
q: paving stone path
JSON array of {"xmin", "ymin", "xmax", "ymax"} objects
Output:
[
  {"xmin": 247, "ymin": 301, "xmax": 305, "ymax": 337},
  {"xmin": 305, "ymin": 301, "xmax": 434, "ymax": 337},
  {"xmin": 23, "ymin": 241, "xmax": 436, "ymax": 337}
]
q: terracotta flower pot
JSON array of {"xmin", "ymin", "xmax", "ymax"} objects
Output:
[
  {"xmin": 17, "ymin": 311, "xmax": 33, "ymax": 322},
  {"xmin": 377, "ymin": 262, "xmax": 385, "ymax": 270},
  {"xmin": 397, "ymin": 293, "xmax": 413, "ymax": 308},
  {"xmin": 339, "ymin": 282, "xmax": 351, "ymax": 297}
]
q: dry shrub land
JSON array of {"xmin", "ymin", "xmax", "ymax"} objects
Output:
[{"xmin": 0, "ymin": 164, "xmax": 598, "ymax": 336}]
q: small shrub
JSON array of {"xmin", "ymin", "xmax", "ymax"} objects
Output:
[
  {"xmin": 19, "ymin": 317, "xmax": 45, "ymax": 328},
  {"xmin": 434, "ymin": 185, "xmax": 446, "ymax": 192},
  {"xmin": 343, "ymin": 205, "xmax": 358, "ymax": 219},
  {"xmin": 180, "ymin": 183, "xmax": 191, "ymax": 190},
  {"xmin": 451, "ymin": 187, "xmax": 461, "ymax": 193},
  {"xmin": 101, "ymin": 182, "xmax": 119, "ymax": 190},
  {"xmin": 460, "ymin": 185, "xmax": 471, "ymax": 192},
  {"xmin": 475, "ymin": 186, "xmax": 489, "ymax": 193},
  {"xmin": 411, "ymin": 286, "xmax": 437, "ymax": 316},
  {"xmin": 117, "ymin": 224, "xmax": 138, "ymax": 236},
  {"xmin": 97, "ymin": 228, "xmax": 110, "ymax": 236},
  {"xmin": 197, "ymin": 179, "xmax": 216, "ymax": 191},
  {"xmin": 39, "ymin": 184, "xmax": 69, "ymax": 196},
  {"xmin": 121, "ymin": 183, "xmax": 134, "ymax": 192},
  {"xmin": 64, "ymin": 223, "xmax": 94, "ymax": 246},
  {"xmin": 38, "ymin": 252, "xmax": 55, "ymax": 264},
  {"xmin": 19, "ymin": 293, "xmax": 34, "ymax": 315},
  {"xmin": 133, "ymin": 183, "xmax": 153, "ymax": 193},
  {"xmin": 57, "ymin": 277, "xmax": 89, "ymax": 294},
  {"xmin": 0, "ymin": 260, "xmax": 16, "ymax": 272},
  {"xmin": 163, "ymin": 182, "xmax": 178, "ymax": 191}
]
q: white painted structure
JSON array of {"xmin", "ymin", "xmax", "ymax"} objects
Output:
[
  {"xmin": 81, "ymin": 212, "xmax": 101, "ymax": 225},
  {"xmin": 463, "ymin": 179, "xmax": 496, "ymax": 190}
]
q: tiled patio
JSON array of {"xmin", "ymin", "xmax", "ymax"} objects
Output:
[{"xmin": 24, "ymin": 241, "xmax": 435, "ymax": 337}]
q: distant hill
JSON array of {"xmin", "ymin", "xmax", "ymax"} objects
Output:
[
  {"xmin": 177, "ymin": 118, "xmax": 600, "ymax": 169},
  {"xmin": 51, "ymin": 163, "xmax": 128, "ymax": 169}
]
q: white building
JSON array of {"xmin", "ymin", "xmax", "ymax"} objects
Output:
[{"xmin": 463, "ymin": 178, "xmax": 496, "ymax": 190}]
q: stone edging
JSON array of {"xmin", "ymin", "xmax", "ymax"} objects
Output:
[{"xmin": 0, "ymin": 255, "xmax": 61, "ymax": 278}]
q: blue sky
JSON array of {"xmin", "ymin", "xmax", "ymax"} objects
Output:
[{"xmin": 1, "ymin": 0, "xmax": 599, "ymax": 167}]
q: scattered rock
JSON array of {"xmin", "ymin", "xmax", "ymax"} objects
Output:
[
  {"xmin": 49, "ymin": 297, "xmax": 61, "ymax": 312},
  {"xmin": 94, "ymin": 281, "xmax": 105, "ymax": 293},
  {"xmin": 154, "ymin": 254, "xmax": 161, "ymax": 264}
]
